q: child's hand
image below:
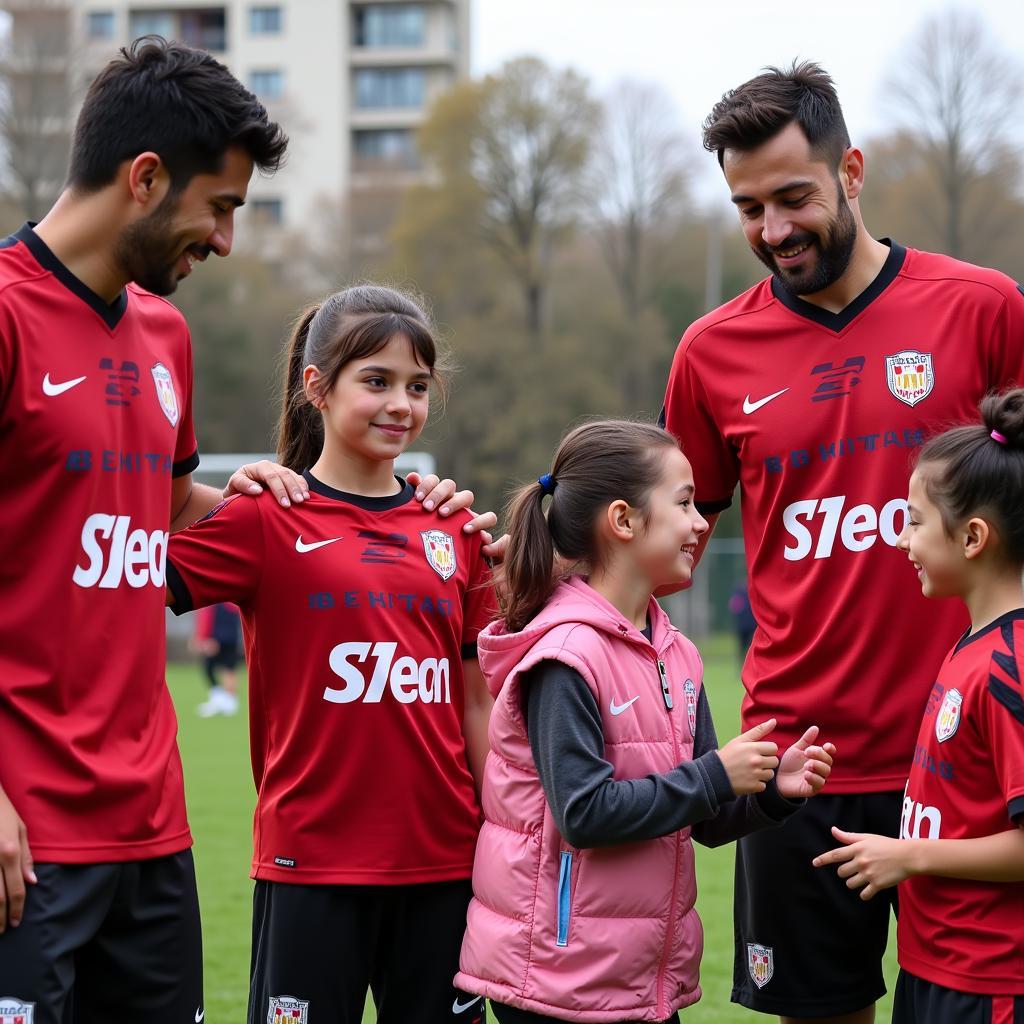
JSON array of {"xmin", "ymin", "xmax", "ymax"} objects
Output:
[
  {"xmin": 717, "ymin": 719, "xmax": 779, "ymax": 795},
  {"xmin": 812, "ymin": 826, "xmax": 912, "ymax": 899},
  {"xmin": 776, "ymin": 725, "xmax": 835, "ymax": 799}
]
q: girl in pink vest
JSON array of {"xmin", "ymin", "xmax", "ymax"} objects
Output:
[{"xmin": 456, "ymin": 420, "xmax": 836, "ymax": 1023}]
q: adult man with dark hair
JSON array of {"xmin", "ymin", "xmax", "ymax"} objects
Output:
[
  {"xmin": 662, "ymin": 61, "xmax": 1024, "ymax": 1024},
  {"xmin": 0, "ymin": 37, "xmax": 486, "ymax": 1022}
]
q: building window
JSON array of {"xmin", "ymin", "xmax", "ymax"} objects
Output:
[
  {"xmin": 250, "ymin": 69, "xmax": 284, "ymax": 100},
  {"xmin": 353, "ymin": 5, "xmax": 425, "ymax": 48},
  {"xmin": 354, "ymin": 68, "xmax": 424, "ymax": 109},
  {"xmin": 250, "ymin": 198, "xmax": 283, "ymax": 224},
  {"xmin": 128, "ymin": 9, "xmax": 226, "ymax": 51},
  {"xmin": 249, "ymin": 6, "xmax": 282, "ymax": 34},
  {"xmin": 86, "ymin": 11, "xmax": 116, "ymax": 39},
  {"xmin": 353, "ymin": 129, "xmax": 419, "ymax": 170}
]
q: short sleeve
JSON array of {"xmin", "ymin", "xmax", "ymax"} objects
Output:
[
  {"xmin": 166, "ymin": 493, "xmax": 264, "ymax": 613},
  {"xmin": 460, "ymin": 541, "xmax": 498, "ymax": 659},
  {"xmin": 979, "ymin": 642, "xmax": 1024, "ymax": 822},
  {"xmin": 172, "ymin": 329, "xmax": 199, "ymax": 477},
  {"xmin": 987, "ymin": 281, "xmax": 1024, "ymax": 393},
  {"xmin": 662, "ymin": 331, "xmax": 739, "ymax": 514}
]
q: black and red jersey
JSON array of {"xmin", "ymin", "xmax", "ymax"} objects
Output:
[
  {"xmin": 663, "ymin": 243, "xmax": 1024, "ymax": 791},
  {"xmin": 898, "ymin": 611, "xmax": 1024, "ymax": 994},
  {"xmin": 0, "ymin": 224, "xmax": 198, "ymax": 862},
  {"xmin": 166, "ymin": 473, "xmax": 496, "ymax": 885}
]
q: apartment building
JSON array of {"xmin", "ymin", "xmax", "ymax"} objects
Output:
[{"xmin": 0, "ymin": 0, "xmax": 470, "ymax": 251}]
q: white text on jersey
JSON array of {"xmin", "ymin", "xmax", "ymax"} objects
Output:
[
  {"xmin": 325, "ymin": 641, "xmax": 450, "ymax": 704},
  {"xmin": 73, "ymin": 514, "xmax": 168, "ymax": 588},
  {"xmin": 901, "ymin": 794, "xmax": 941, "ymax": 840},
  {"xmin": 782, "ymin": 495, "xmax": 908, "ymax": 561}
]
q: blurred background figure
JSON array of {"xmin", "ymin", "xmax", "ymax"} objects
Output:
[
  {"xmin": 192, "ymin": 603, "xmax": 242, "ymax": 717},
  {"xmin": 728, "ymin": 582, "xmax": 756, "ymax": 663}
]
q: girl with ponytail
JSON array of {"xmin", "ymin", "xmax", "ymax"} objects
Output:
[
  {"xmin": 816, "ymin": 388, "xmax": 1024, "ymax": 1024},
  {"xmin": 165, "ymin": 284, "xmax": 498, "ymax": 1023},
  {"xmin": 457, "ymin": 419, "xmax": 835, "ymax": 1023}
]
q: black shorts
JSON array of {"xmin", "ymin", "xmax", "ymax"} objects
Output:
[
  {"xmin": 893, "ymin": 970, "xmax": 1024, "ymax": 1024},
  {"xmin": 207, "ymin": 641, "xmax": 240, "ymax": 670},
  {"xmin": 0, "ymin": 850, "xmax": 203, "ymax": 1024},
  {"xmin": 732, "ymin": 790, "xmax": 901, "ymax": 1017},
  {"xmin": 248, "ymin": 878, "xmax": 485, "ymax": 1024}
]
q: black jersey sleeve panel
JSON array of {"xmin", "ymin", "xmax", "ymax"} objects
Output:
[
  {"xmin": 172, "ymin": 449, "xmax": 200, "ymax": 479},
  {"xmin": 695, "ymin": 495, "xmax": 733, "ymax": 515},
  {"xmin": 461, "ymin": 642, "xmax": 479, "ymax": 661},
  {"xmin": 1009, "ymin": 796, "xmax": 1024, "ymax": 823},
  {"xmin": 165, "ymin": 561, "xmax": 195, "ymax": 615}
]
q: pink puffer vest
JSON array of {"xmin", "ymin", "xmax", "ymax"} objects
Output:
[{"xmin": 456, "ymin": 577, "xmax": 707, "ymax": 1022}]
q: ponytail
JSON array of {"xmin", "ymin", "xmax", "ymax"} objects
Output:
[
  {"xmin": 498, "ymin": 419, "xmax": 679, "ymax": 633},
  {"xmin": 501, "ymin": 482, "xmax": 557, "ymax": 633},
  {"xmin": 275, "ymin": 304, "xmax": 323, "ymax": 473}
]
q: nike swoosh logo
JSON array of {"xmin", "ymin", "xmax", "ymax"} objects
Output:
[
  {"xmin": 43, "ymin": 372, "xmax": 87, "ymax": 396},
  {"xmin": 452, "ymin": 996, "xmax": 482, "ymax": 1014},
  {"xmin": 295, "ymin": 535, "xmax": 342, "ymax": 553},
  {"xmin": 195, "ymin": 1009, "xmax": 205, "ymax": 1023},
  {"xmin": 743, "ymin": 388, "xmax": 789, "ymax": 414},
  {"xmin": 609, "ymin": 695, "xmax": 640, "ymax": 716}
]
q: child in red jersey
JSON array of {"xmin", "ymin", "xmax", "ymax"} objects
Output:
[
  {"xmin": 165, "ymin": 285, "xmax": 495, "ymax": 1024},
  {"xmin": 456, "ymin": 420, "xmax": 835, "ymax": 1024},
  {"xmin": 815, "ymin": 389, "xmax": 1024, "ymax": 1024}
]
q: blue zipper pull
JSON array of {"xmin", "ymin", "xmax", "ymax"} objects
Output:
[{"xmin": 658, "ymin": 659, "xmax": 673, "ymax": 710}]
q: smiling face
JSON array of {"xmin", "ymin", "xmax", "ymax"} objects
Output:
[
  {"xmin": 309, "ymin": 334, "xmax": 432, "ymax": 467},
  {"xmin": 630, "ymin": 446, "xmax": 709, "ymax": 589},
  {"xmin": 723, "ymin": 121, "xmax": 858, "ymax": 297},
  {"xmin": 897, "ymin": 468, "xmax": 968, "ymax": 599},
  {"xmin": 115, "ymin": 145, "xmax": 253, "ymax": 295}
]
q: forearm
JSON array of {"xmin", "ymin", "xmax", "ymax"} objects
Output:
[
  {"xmin": 462, "ymin": 660, "xmax": 492, "ymax": 800},
  {"xmin": 907, "ymin": 827, "xmax": 1024, "ymax": 883},
  {"xmin": 170, "ymin": 481, "xmax": 223, "ymax": 533}
]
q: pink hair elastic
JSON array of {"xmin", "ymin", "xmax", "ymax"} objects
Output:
[{"xmin": 991, "ymin": 430, "xmax": 1008, "ymax": 445}]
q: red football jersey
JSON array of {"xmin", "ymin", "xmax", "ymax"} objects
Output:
[
  {"xmin": 166, "ymin": 474, "xmax": 496, "ymax": 885},
  {"xmin": 663, "ymin": 243, "xmax": 1024, "ymax": 791},
  {"xmin": 897, "ymin": 611, "xmax": 1024, "ymax": 994},
  {"xmin": 0, "ymin": 224, "xmax": 197, "ymax": 862}
]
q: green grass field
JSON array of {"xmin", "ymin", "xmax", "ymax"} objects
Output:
[{"xmin": 171, "ymin": 634, "xmax": 897, "ymax": 1022}]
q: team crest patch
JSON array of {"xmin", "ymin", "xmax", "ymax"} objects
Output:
[
  {"xmin": 747, "ymin": 944, "xmax": 773, "ymax": 989},
  {"xmin": 267, "ymin": 995, "xmax": 309, "ymax": 1023},
  {"xmin": 151, "ymin": 362, "xmax": 179, "ymax": 426},
  {"xmin": 0, "ymin": 997, "xmax": 35, "ymax": 1024},
  {"xmin": 885, "ymin": 350, "xmax": 934, "ymax": 407},
  {"xmin": 683, "ymin": 679, "xmax": 698, "ymax": 737},
  {"xmin": 421, "ymin": 529, "xmax": 456, "ymax": 581},
  {"xmin": 935, "ymin": 688, "xmax": 963, "ymax": 743}
]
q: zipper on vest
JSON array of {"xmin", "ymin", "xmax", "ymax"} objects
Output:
[
  {"xmin": 556, "ymin": 850, "xmax": 572, "ymax": 947},
  {"xmin": 658, "ymin": 659, "xmax": 673, "ymax": 710}
]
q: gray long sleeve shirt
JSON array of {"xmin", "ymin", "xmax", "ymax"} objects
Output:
[{"xmin": 522, "ymin": 659, "xmax": 801, "ymax": 850}]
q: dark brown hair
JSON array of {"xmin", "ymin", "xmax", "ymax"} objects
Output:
[
  {"xmin": 68, "ymin": 36, "xmax": 287, "ymax": 194},
  {"xmin": 702, "ymin": 60, "xmax": 850, "ymax": 170},
  {"xmin": 916, "ymin": 388, "xmax": 1024, "ymax": 563},
  {"xmin": 500, "ymin": 420, "xmax": 679, "ymax": 633},
  {"xmin": 276, "ymin": 284, "xmax": 448, "ymax": 472}
]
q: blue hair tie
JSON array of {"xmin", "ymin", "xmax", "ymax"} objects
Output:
[{"xmin": 538, "ymin": 473, "xmax": 556, "ymax": 496}]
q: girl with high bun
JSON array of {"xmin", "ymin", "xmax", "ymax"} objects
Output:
[{"xmin": 816, "ymin": 389, "xmax": 1024, "ymax": 1024}]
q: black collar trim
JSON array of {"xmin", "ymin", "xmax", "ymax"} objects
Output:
[
  {"xmin": 14, "ymin": 223, "xmax": 128, "ymax": 330},
  {"xmin": 770, "ymin": 239, "xmax": 906, "ymax": 333},
  {"xmin": 303, "ymin": 469, "xmax": 414, "ymax": 511},
  {"xmin": 953, "ymin": 608, "xmax": 1024, "ymax": 655}
]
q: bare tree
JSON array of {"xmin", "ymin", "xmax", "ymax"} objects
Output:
[
  {"xmin": 887, "ymin": 10, "xmax": 1023, "ymax": 258},
  {"xmin": 0, "ymin": 8, "xmax": 74, "ymax": 220},
  {"xmin": 588, "ymin": 80, "xmax": 691, "ymax": 319}
]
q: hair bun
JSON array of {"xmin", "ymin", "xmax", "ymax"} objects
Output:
[{"xmin": 981, "ymin": 388, "xmax": 1024, "ymax": 448}]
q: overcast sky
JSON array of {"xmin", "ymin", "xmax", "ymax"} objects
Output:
[{"xmin": 472, "ymin": 0, "xmax": 1024, "ymax": 205}]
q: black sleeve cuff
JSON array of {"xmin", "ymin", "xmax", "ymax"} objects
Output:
[
  {"xmin": 697, "ymin": 750, "xmax": 735, "ymax": 806},
  {"xmin": 695, "ymin": 495, "xmax": 733, "ymax": 515},
  {"xmin": 460, "ymin": 642, "xmax": 479, "ymax": 661},
  {"xmin": 172, "ymin": 449, "xmax": 200, "ymax": 478},
  {"xmin": 1009, "ymin": 795, "xmax": 1024, "ymax": 823},
  {"xmin": 757, "ymin": 776, "xmax": 805, "ymax": 821},
  {"xmin": 166, "ymin": 560, "xmax": 195, "ymax": 614}
]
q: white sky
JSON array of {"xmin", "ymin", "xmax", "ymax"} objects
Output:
[{"xmin": 472, "ymin": 0, "xmax": 1024, "ymax": 205}]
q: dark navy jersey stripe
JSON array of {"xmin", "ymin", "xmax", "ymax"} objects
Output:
[
  {"xmin": 953, "ymin": 609, "xmax": 1024, "ymax": 655},
  {"xmin": 172, "ymin": 450, "xmax": 200, "ymax": 479},
  {"xmin": 989, "ymin": 676, "xmax": 1024, "ymax": 727}
]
